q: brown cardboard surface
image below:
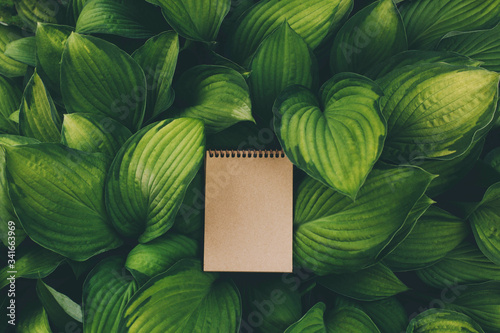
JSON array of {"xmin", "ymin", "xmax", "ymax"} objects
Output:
[{"xmin": 203, "ymin": 150, "xmax": 293, "ymax": 273}]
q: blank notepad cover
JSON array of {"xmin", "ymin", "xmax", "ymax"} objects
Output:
[{"xmin": 204, "ymin": 150, "xmax": 293, "ymax": 273}]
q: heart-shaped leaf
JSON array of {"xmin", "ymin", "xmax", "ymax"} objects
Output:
[
  {"xmin": 399, "ymin": 0, "xmax": 500, "ymax": 49},
  {"xmin": 19, "ymin": 71, "xmax": 61, "ymax": 142},
  {"xmin": 125, "ymin": 233, "xmax": 198, "ymax": 284},
  {"xmin": 407, "ymin": 309, "xmax": 485, "ymax": 333},
  {"xmin": 436, "ymin": 23, "xmax": 500, "ymax": 73},
  {"xmin": 4, "ymin": 36, "xmax": 36, "ymax": 67},
  {"xmin": 377, "ymin": 63, "xmax": 499, "ymax": 162},
  {"xmin": 61, "ymin": 113, "xmax": 132, "ymax": 156},
  {"xmin": 83, "ymin": 256, "xmax": 138, "ymax": 333},
  {"xmin": 274, "ymin": 73, "xmax": 385, "ymax": 199},
  {"xmin": 3, "ymin": 143, "xmax": 123, "ymax": 260},
  {"xmin": 249, "ymin": 21, "xmax": 317, "ymax": 126},
  {"xmin": 318, "ymin": 263, "xmax": 409, "ymax": 301},
  {"xmin": 417, "ymin": 242, "xmax": 500, "ymax": 288},
  {"xmin": 326, "ymin": 302, "xmax": 381, "ymax": 333},
  {"xmin": 15, "ymin": 0, "xmax": 59, "ymax": 30},
  {"xmin": 468, "ymin": 182, "xmax": 500, "ymax": 265},
  {"xmin": 173, "ymin": 65, "xmax": 254, "ymax": 133},
  {"xmin": 0, "ymin": 25, "xmax": 27, "ymax": 77},
  {"xmin": 331, "ymin": 0, "xmax": 407, "ymax": 74},
  {"xmin": 228, "ymin": 0, "xmax": 353, "ymax": 64},
  {"xmin": 0, "ymin": 76, "xmax": 22, "ymax": 134},
  {"xmin": 119, "ymin": 259, "xmax": 241, "ymax": 333},
  {"xmin": 284, "ymin": 302, "xmax": 327, "ymax": 333},
  {"xmin": 132, "ymin": 31, "xmax": 179, "ymax": 120},
  {"xmin": 105, "ymin": 118, "xmax": 205, "ymax": 243},
  {"xmin": 154, "ymin": 0, "xmax": 230, "ymax": 42},
  {"xmin": 35, "ymin": 23, "xmax": 74, "ymax": 93},
  {"xmin": 359, "ymin": 297, "xmax": 408, "ymax": 333},
  {"xmin": 61, "ymin": 33, "xmax": 146, "ymax": 131},
  {"xmin": 293, "ymin": 164, "xmax": 433, "ymax": 275},
  {"xmin": 384, "ymin": 206, "xmax": 468, "ymax": 271}
]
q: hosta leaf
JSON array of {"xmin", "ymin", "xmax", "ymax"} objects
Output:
[
  {"xmin": 359, "ymin": 297, "xmax": 408, "ymax": 333},
  {"xmin": 0, "ymin": 76, "xmax": 22, "ymax": 134},
  {"xmin": 172, "ymin": 172, "xmax": 204, "ymax": 238},
  {"xmin": 284, "ymin": 302, "xmax": 327, "ymax": 333},
  {"xmin": 3, "ymin": 143, "xmax": 123, "ymax": 260},
  {"xmin": 228, "ymin": 0, "xmax": 353, "ymax": 64},
  {"xmin": 125, "ymin": 233, "xmax": 198, "ymax": 284},
  {"xmin": 275, "ymin": 73, "xmax": 385, "ymax": 198},
  {"xmin": 15, "ymin": 0, "xmax": 59, "ymax": 30},
  {"xmin": 384, "ymin": 206, "xmax": 468, "ymax": 271},
  {"xmin": 377, "ymin": 63, "xmax": 499, "ymax": 162},
  {"xmin": 8, "ymin": 111, "xmax": 18, "ymax": 123},
  {"xmin": 60, "ymin": 33, "xmax": 146, "ymax": 131},
  {"xmin": 0, "ymin": 25, "xmax": 27, "ymax": 77},
  {"xmin": 67, "ymin": 0, "xmax": 91, "ymax": 23},
  {"xmin": 37, "ymin": 279, "xmax": 82, "ymax": 331},
  {"xmin": 83, "ymin": 256, "xmax": 138, "ymax": 333},
  {"xmin": 105, "ymin": 118, "xmax": 204, "ymax": 243},
  {"xmin": 17, "ymin": 300, "xmax": 52, "ymax": 333},
  {"xmin": 132, "ymin": 31, "xmax": 179, "ymax": 120},
  {"xmin": 318, "ymin": 263, "xmax": 409, "ymax": 301},
  {"xmin": 76, "ymin": 0, "xmax": 161, "ymax": 39},
  {"xmin": 35, "ymin": 23, "xmax": 73, "ymax": 93},
  {"xmin": 0, "ymin": 243, "xmax": 64, "ymax": 289},
  {"xmin": 293, "ymin": 164, "xmax": 433, "ymax": 275},
  {"xmin": 365, "ymin": 50, "xmax": 481, "ymax": 80},
  {"xmin": 400, "ymin": 0, "xmax": 500, "ymax": 49},
  {"xmin": 19, "ymin": 71, "xmax": 61, "ymax": 142},
  {"xmin": 326, "ymin": 304, "xmax": 380, "ymax": 333},
  {"xmin": 249, "ymin": 21, "xmax": 317, "ymax": 126},
  {"xmin": 4, "ymin": 36, "xmax": 36, "ymax": 67},
  {"xmin": 173, "ymin": 65, "xmax": 254, "ymax": 133},
  {"xmin": 468, "ymin": 182, "xmax": 500, "ymax": 265},
  {"xmin": 331, "ymin": 0, "xmax": 407, "ymax": 74},
  {"xmin": 437, "ymin": 23, "xmax": 500, "ymax": 73},
  {"xmin": 61, "ymin": 113, "xmax": 132, "ymax": 156},
  {"xmin": 445, "ymin": 282, "xmax": 500, "ymax": 332},
  {"xmin": 417, "ymin": 242, "xmax": 500, "ymax": 288},
  {"xmin": 119, "ymin": 259, "xmax": 241, "ymax": 333},
  {"xmin": 407, "ymin": 309, "xmax": 485, "ymax": 333},
  {"xmin": 154, "ymin": 0, "xmax": 230, "ymax": 42}
]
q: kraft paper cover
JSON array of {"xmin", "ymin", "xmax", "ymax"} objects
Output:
[{"xmin": 204, "ymin": 150, "xmax": 293, "ymax": 273}]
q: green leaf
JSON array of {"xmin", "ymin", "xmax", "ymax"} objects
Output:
[
  {"xmin": 274, "ymin": 73, "xmax": 385, "ymax": 199},
  {"xmin": 61, "ymin": 113, "xmax": 132, "ymax": 156},
  {"xmin": 407, "ymin": 309, "xmax": 485, "ymax": 333},
  {"xmin": 173, "ymin": 65, "xmax": 254, "ymax": 133},
  {"xmin": 359, "ymin": 297, "xmax": 408, "ymax": 333},
  {"xmin": 417, "ymin": 242, "xmax": 500, "ymax": 288},
  {"xmin": 249, "ymin": 21, "xmax": 317, "ymax": 126},
  {"xmin": 468, "ymin": 182, "xmax": 500, "ymax": 265},
  {"xmin": 400, "ymin": 0, "xmax": 500, "ymax": 49},
  {"xmin": 446, "ymin": 282, "xmax": 500, "ymax": 332},
  {"xmin": 0, "ymin": 25, "xmax": 27, "ymax": 77},
  {"xmin": 76, "ymin": 0, "xmax": 158, "ymax": 39},
  {"xmin": 125, "ymin": 233, "xmax": 198, "ymax": 284},
  {"xmin": 67, "ymin": 0, "xmax": 91, "ymax": 23},
  {"xmin": 15, "ymin": 0, "xmax": 59, "ymax": 31},
  {"xmin": 36, "ymin": 279, "xmax": 82, "ymax": 331},
  {"xmin": 17, "ymin": 299, "xmax": 52, "ymax": 333},
  {"xmin": 132, "ymin": 31, "xmax": 179, "ymax": 120},
  {"xmin": 384, "ymin": 206, "xmax": 468, "ymax": 271},
  {"xmin": 0, "ymin": 75, "xmax": 22, "ymax": 134},
  {"xmin": 284, "ymin": 302, "xmax": 327, "ymax": 333},
  {"xmin": 436, "ymin": 23, "xmax": 500, "ymax": 73},
  {"xmin": 105, "ymin": 118, "xmax": 205, "ymax": 243},
  {"xmin": 4, "ymin": 36, "xmax": 36, "ymax": 67},
  {"xmin": 83, "ymin": 256, "xmax": 138, "ymax": 333},
  {"xmin": 154, "ymin": 0, "xmax": 230, "ymax": 42},
  {"xmin": 326, "ymin": 303, "xmax": 381, "ymax": 333},
  {"xmin": 172, "ymin": 172, "xmax": 204, "ymax": 238},
  {"xmin": 60, "ymin": 33, "xmax": 146, "ymax": 131},
  {"xmin": 8, "ymin": 110, "xmax": 19, "ymax": 123},
  {"xmin": 0, "ymin": 243, "xmax": 64, "ymax": 289},
  {"xmin": 35, "ymin": 23, "xmax": 74, "ymax": 93},
  {"xmin": 377, "ymin": 63, "xmax": 499, "ymax": 162},
  {"xmin": 331, "ymin": 0, "xmax": 407, "ymax": 74},
  {"xmin": 318, "ymin": 263, "xmax": 409, "ymax": 301},
  {"xmin": 19, "ymin": 71, "xmax": 61, "ymax": 143},
  {"xmin": 293, "ymin": 164, "xmax": 434, "ymax": 275},
  {"xmin": 228, "ymin": 0, "xmax": 354, "ymax": 64},
  {"xmin": 119, "ymin": 259, "xmax": 241, "ymax": 333},
  {"xmin": 3, "ymin": 143, "xmax": 123, "ymax": 260}
]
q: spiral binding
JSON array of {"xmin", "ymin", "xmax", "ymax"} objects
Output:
[{"xmin": 207, "ymin": 149, "xmax": 286, "ymax": 158}]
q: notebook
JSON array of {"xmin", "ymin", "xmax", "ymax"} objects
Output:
[{"xmin": 203, "ymin": 150, "xmax": 293, "ymax": 273}]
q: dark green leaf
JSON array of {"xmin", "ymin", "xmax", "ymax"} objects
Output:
[
  {"xmin": 407, "ymin": 309, "xmax": 485, "ymax": 333},
  {"xmin": 359, "ymin": 297, "xmax": 408, "ymax": 333},
  {"xmin": 284, "ymin": 302, "xmax": 327, "ymax": 333},
  {"xmin": 0, "ymin": 75, "xmax": 22, "ymax": 134},
  {"xmin": 17, "ymin": 299, "xmax": 52, "ymax": 333},
  {"xmin": 325, "ymin": 303, "xmax": 380, "ymax": 333},
  {"xmin": 4, "ymin": 36, "xmax": 35, "ymax": 67},
  {"xmin": 0, "ymin": 25, "xmax": 27, "ymax": 77},
  {"xmin": 15, "ymin": 0, "xmax": 59, "ymax": 31}
]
